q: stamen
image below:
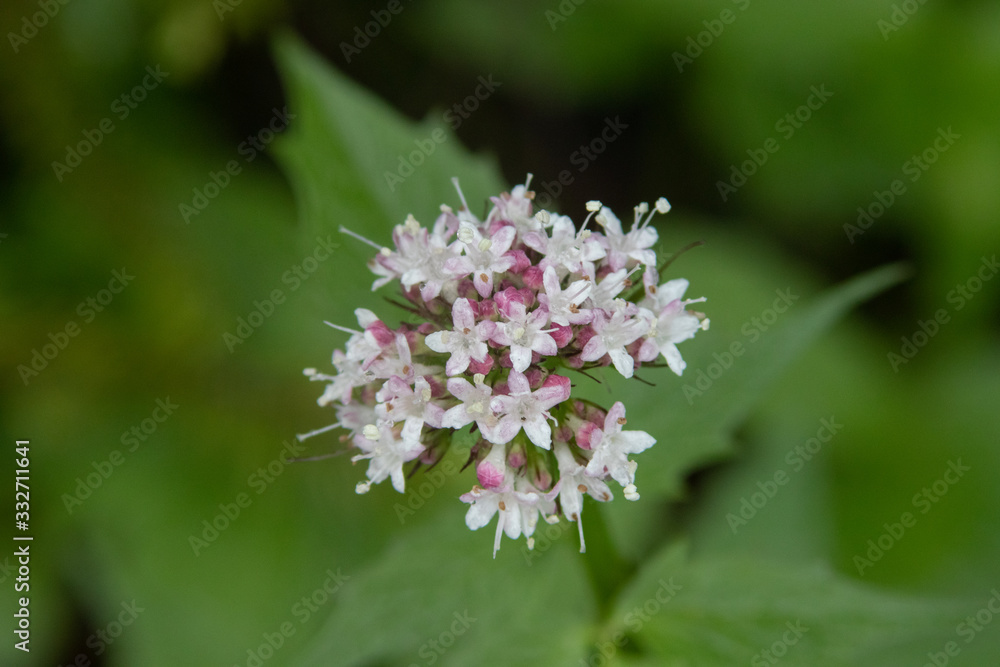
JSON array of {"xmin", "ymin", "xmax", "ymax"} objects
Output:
[
  {"xmin": 452, "ymin": 177, "xmax": 471, "ymax": 213},
  {"xmin": 323, "ymin": 321, "xmax": 361, "ymax": 335},
  {"xmin": 296, "ymin": 422, "xmax": 342, "ymax": 442},
  {"xmin": 339, "ymin": 225, "xmax": 385, "ymax": 251}
]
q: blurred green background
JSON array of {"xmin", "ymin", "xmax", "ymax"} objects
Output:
[{"xmin": 2, "ymin": 0, "xmax": 999, "ymax": 665}]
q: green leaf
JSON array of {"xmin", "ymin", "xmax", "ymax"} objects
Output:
[
  {"xmin": 272, "ymin": 32, "xmax": 504, "ymax": 244},
  {"xmin": 573, "ymin": 258, "xmax": 908, "ymax": 561},
  {"xmin": 577, "ymin": 261, "xmax": 910, "ymax": 502},
  {"xmin": 295, "ymin": 515, "xmax": 596, "ymax": 667},
  {"xmin": 271, "ymin": 34, "xmax": 601, "ymax": 667},
  {"xmin": 607, "ymin": 543, "xmax": 964, "ymax": 666}
]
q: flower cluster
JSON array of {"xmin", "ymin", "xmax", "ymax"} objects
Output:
[{"xmin": 302, "ymin": 176, "xmax": 708, "ymax": 557}]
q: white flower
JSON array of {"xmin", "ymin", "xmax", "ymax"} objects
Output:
[
  {"xmin": 638, "ymin": 278, "xmax": 708, "ymax": 376},
  {"xmin": 524, "ymin": 215, "xmax": 606, "ymax": 276},
  {"xmin": 371, "ymin": 214, "xmax": 459, "ymax": 301},
  {"xmin": 585, "ymin": 268, "xmax": 633, "ymax": 312},
  {"xmin": 442, "ymin": 374, "xmax": 498, "ymax": 434},
  {"xmin": 338, "ymin": 308, "xmax": 391, "ymax": 364},
  {"xmin": 594, "ymin": 203, "xmax": 660, "ymax": 271},
  {"xmin": 375, "ymin": 375, "xmax": 445, "ymax": 444},
  {"xmin": 580, "ymin": 307, "xmax": 649, "ymax": 378},
  {"xmin": 584, "ymin": 402, "xmax": 655, "ymax": 498},
  {"xmin": 308, "ymin": 351, "xmax": 371, "ymax": 406},
  {"xmin": 424, "ymin": 298, "xmax": 496, "ymax": 376},
  {"xmin": 487, "ymin": 179, "xmax": 541, "ymax": 237},
  {"xmin": 490, "ymin": 300, "xmax": 557, "ymax": 372},
  {"xmin": 352, "ymin": 421, "xmax": 425, "ymax": 494},
  {"xmin": 366, "ymin": 332, "xmax": 439, "ymax": 382},
  {"xmin": 538, "ymin": 266, "xmax": 592, "ymax": 326},
  {"xmin": 460, "ymin": 471, "xmax": 556, "ymax": 558},
  {"xmin": 484, "ymin": 371, "xmax": 570, "ymax": 449},
  {"xmin": 553, "ymin": 443, "xmax": 612, "ymax": 553},
  {"xmin": 445, "ymin": 224, "xmax": 516, "ymax": 298}
]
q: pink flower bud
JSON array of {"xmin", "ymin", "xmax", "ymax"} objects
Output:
[
  {"xmin": 574, "ymin": 325, "xmax": 596, "ymax": 351},
  {"xmin": 576, "ymin": 421, "xmax": 598, "ymax": 450},
  {"xmin": 532, "ymin": 466, "xmax": 553, "ymax": 491},
  {"xmin": 468, "ymin": 354, "xmax": 494, "ymax": 375},
  {"xmin": 522, "ymin": 265, "xmax": 545, "ymax": 290},
  {"xmin": 473, "ymin": 298, "xmax": 498, "ymax": 320},
  {"xmin": 494, "ymin": 286, "xmax": 529, "ymax": 315},
  {"xmin": 457, "ymin": 280, "xmax": 480, "ymax": 301},
  {"xmin": 550, "ymin": 323, "xmax": 573, "ymax": 348},
  {"xmin": 507, "ymin": 441, "xmax": 527, "ymax": 468},
  {"xmin": 523, "ymin": 368, "xmax": 543, "ymax": 388},
  {"xmin": 476, "ymin": 445, "xmax": 507, "ymax": 489},
  {"xmin": 504, "ymin": 249, "xmax": 531, "ymax": 274}
]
